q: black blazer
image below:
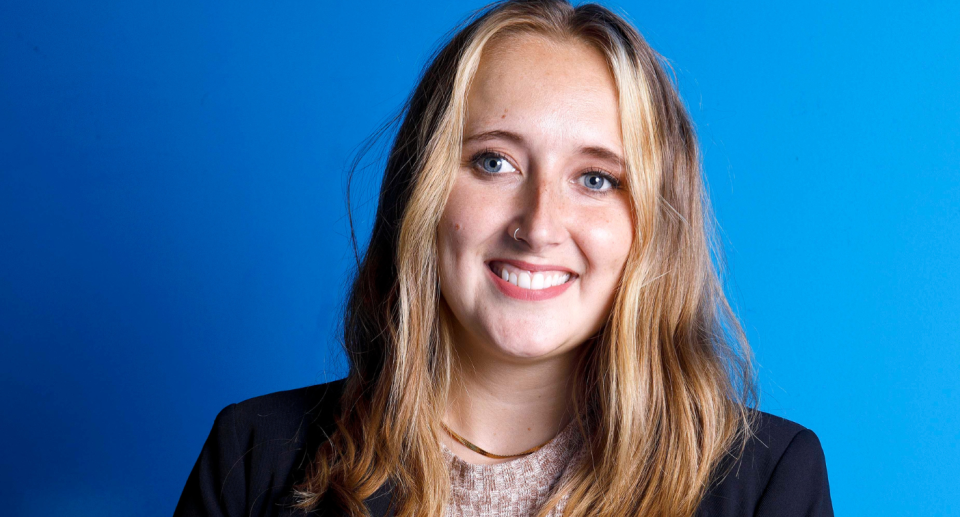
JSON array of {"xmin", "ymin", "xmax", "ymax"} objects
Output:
[{"xmin": 173, "ymin": 379, "xmax": 833, "ymax": 516}]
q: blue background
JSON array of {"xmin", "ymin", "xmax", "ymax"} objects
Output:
[{"xmin": 2, "ymin": 1, "xmax": 958, "ymax": 515}]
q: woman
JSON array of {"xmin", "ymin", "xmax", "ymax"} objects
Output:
[{"xmin": 174, "ymin": 1, "xmax": 832, "ymax": 516}]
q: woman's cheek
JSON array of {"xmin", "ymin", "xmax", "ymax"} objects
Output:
[
  {"xmin": 443, "ymin": 178, "xmax": 508, "ymax": 246},
  {"xmin": 580, "ymin": 204, "xmax": 634, "ymax": 275},
  {"xmin": 439, "ymin": 180, "xmax": 487, "ymax": 272}
]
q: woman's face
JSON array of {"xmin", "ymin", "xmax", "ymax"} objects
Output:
[{"xmin": 437, "ymin": 33, "xmax": 634, "ymax": 363}]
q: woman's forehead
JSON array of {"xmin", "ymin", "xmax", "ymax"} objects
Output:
[
  {"xmin": 464, "ymin": 33, "xmax": 623, "ymax": 158},
  {"xmin": 469, "ymin": 33, "xmax": 614, "ymax": 105}
]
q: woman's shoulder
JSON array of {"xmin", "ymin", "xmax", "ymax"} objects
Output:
[
  {"xmin": 176, "ymin": 386, "xmax": 832, "ymax": 517},
  {"xmin": 217, "ymin": 378, "xmax": 347, "ymax": 453},
  {"xmin": 226, "ymin": 378, "xmax": 346, "ymax": 433},
  {"xmin": 744, "ymin": 409, "xmax": 820, "ymax": 466},
  {"xmin": 173, "ymin": 379, "xmax": 347, "ymax": 517},
  {"xmin": 696, "ymin": 410, "xmax": 833, "ymax": 516},
  {"xmin": 214, "ymin": 378, "xmax": 348, "ymax": 473}
]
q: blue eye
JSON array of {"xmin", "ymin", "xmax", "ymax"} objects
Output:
[
  {"xmin": 474, "ymin": 152, "xmax": 517, "ymax": 174},
  {"xmin": 581, "ymin": 172, "xmax": 618, "ymax": 191}
]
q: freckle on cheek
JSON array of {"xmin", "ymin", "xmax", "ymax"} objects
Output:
[{"xmin": 454, "ymin": 223, "xmax": 461, "ymax": 231}]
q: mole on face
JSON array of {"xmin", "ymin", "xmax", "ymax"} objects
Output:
[{"xmin": 454, "ymin": 223, "xmax": 462, "ymax": 231}]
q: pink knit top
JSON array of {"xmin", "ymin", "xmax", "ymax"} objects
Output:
[{"xmin": 442, "ymin": 423, "xmax": 585, "ymax": 517}]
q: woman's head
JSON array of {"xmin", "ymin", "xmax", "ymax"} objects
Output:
[
  {"xmin": 299, "ymin": 2, "xmax": 756, "ymax": 516},
  {"xmin": 437, "ymin": 31, "xmax": 632, "ymax": 363}
]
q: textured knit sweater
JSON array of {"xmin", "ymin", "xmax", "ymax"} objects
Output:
[{"xmin": 443, "ymin": 423, "xmax": 585, "ymax": 517}]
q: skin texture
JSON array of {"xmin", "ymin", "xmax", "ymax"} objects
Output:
[{"xmin": 436, "ymin": 33, "xmax": 634, "ymax": 464}]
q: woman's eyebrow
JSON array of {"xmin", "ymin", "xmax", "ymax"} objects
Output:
[
  {"xmin": 463, "ymin": 129, "xmax": 525, "ymax": 146},
  {"xmin": 463, "ymin": 130, "xmax": 624, "ymax": 168},
  {"xmin": 578, "ymin": 145, "xmax": 625, "ymax": 170}
]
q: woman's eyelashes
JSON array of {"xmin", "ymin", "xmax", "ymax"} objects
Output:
[
  {"xmin": 471, "ymin": 149, "xmax": 517, "ymax": 174},
  {"xmin": 579, "ymin": 170, "xmax": 621, "ymax": 192},
  {"xmin": 467, "ymin": 149, "xmax": 622, "ymax": 193}
]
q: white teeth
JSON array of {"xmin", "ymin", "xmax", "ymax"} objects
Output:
[
  {"xmin": 518, "ymin": 272, "xmax": 531, "ymax": 289},
  {"xmin": 531, "ymin": 273, "xmax": 544, "ymax": 289},
  {"xmin": 495, "ymin": 263, "xmax": 574, "ymax": 291}
]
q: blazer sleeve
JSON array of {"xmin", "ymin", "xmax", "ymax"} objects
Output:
[
  {"xmin": 754, "ymin": 429, "xmax": 834, "ymax": 517},
  {"xmin": 173, "ymin": 403, "xmax": 247, "ymax": 517}
]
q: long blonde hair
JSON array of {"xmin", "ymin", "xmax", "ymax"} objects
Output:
[{"xmin": 295, "ymin": 1, "xmax": 756, "ymax": 516}]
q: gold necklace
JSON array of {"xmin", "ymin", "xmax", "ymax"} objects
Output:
[{"xmin": 440, "ymin": 421, "xmax": 552, "ymax": 459}]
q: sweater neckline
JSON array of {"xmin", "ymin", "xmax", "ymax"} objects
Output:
[{"xmin": 442, "ymin": 421, "xmax": 582, "ymax": 491}]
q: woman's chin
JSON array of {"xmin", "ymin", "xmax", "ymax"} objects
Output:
[{"xmin": 486, "ymin": 335, "xmax": 575, "ymax": 362}]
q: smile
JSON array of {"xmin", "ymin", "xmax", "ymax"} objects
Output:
[
  {"xmin": 489, "ymin": 261, "xmax": 572, "ymax": 289},
  {"xmin": 486, "ymin": 260, "xmax": 577, "ymax": 301}
]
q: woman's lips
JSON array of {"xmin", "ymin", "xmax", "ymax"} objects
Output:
[{"xmin": 486, "ymin": 260, "xmax": 577, "ymax": 301}]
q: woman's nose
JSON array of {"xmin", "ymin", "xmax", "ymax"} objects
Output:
[{"xmin": 514, "ymin": 176, "xmax": 568, "ymax": 251}]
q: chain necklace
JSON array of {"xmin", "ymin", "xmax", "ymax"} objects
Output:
[{"xmin": 440, "ymin": 421, "xmax": 553, "ymax": 459}]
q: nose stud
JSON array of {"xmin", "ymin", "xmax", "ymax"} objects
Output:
[{"xmin": 513, "ymin": 227, "xmax": 521, "ymax": 241}]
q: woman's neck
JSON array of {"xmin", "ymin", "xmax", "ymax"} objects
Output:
[{"xmin": 443, "ymin": 345, "xmax": 579, "ymax": 465}]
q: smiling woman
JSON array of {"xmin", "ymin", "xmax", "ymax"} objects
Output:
[
  {"xmin": 173, "ymin": 1, "xmax": 833, "ymax": 516},
  {"xmin": 438, "ymin": 33, "xmax": 633, "ymax": 363}
]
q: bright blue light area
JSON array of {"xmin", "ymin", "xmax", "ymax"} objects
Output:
[{"xmin": 2, "ymin": 1, "xmax": 958, "ymax": 515}]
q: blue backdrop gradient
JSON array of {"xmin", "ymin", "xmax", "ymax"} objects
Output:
[{"xmin": 2, "ymin": 1, "xmax": 958, "ymax": 515}]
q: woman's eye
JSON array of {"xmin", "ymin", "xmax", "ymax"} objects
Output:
[
  {"xmin": 474, "ymin": 152, "xmax": 517, "ymax": 174},
  {"xmin": 580, "ymin": 172, "xmax": 618, "ymax": 191}
]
